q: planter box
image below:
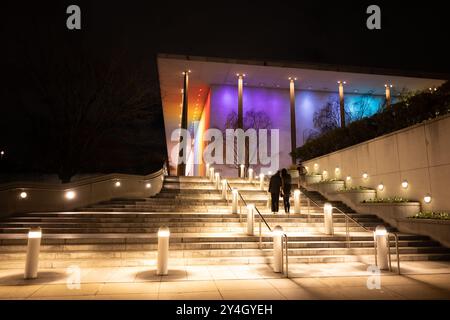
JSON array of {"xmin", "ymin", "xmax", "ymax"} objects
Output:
[
  {"xmin": 305, "ymin": 175, "xmax": 322, "ymax": 185},
  {"xmin": 357, "ymin": 202, "xmax": 421, "ymax": 228},
  {"xmin": 327, "ymin": 189, "xmax": 377, "ymax": 208},
  {"xmin": 397, "ymin": 218, "xmax": 450, "ymax": 248}
]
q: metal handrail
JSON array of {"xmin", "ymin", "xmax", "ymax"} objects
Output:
[
  {"xmin": 280, "ymin": 233, "xmax": 289, "ymax": 278},
  {"xmin": 388, "ymin": 232, "xmax": 401, "ymax": 274}
]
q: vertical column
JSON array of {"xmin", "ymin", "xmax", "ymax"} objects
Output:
[
  {"xmin": 385, "ymin": 84, "xmax": 392, "ymax": 109},
  {"xmin": 338, "ymin": 81, "xmax": 346, "ymax": 128},
  {"xmin": 177, "ymin": 70, "xmax": 190, "ymax": 176},
  {"xmin": 289, "ymin": 77, "xmax": 297, "ymax": 164},
  {"xmin": 237, "ymin": 73, "xmax": 247, "ymax": 177}
]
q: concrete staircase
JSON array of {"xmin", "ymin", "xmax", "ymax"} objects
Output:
[{"xmin": 0, "ymin": 176, "xmax": 449, "ymax": 269}]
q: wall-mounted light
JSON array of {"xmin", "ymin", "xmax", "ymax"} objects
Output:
[
  {"xmin": 378, "ymin": 183, "xmax": 384, "ymax": 191},
  {"xmin": 20, "ymin": 192, "xmax": 28, "ymax": 199},
  {"xmin": 115, "ymin": 181, "xmax": 121, "ymax": 187},
  {"xmin": 304, "ymin": 166, "xmax": 309, "ymax": 173},
  {"xmin": 346, "ymin": 176, "xmax": 352, "ymax": 182},
  {"xmin": 401, "ymin": 180, "xmax": 409, "ymax": 189},
  {"xmin": 65, "ymin": 191, "xmax": 76, "ymax": 200},
  {"xmin": 362, "ymin": 172, "xmax": 369, "ymax": 179},
  {"xmin": 146, "ymin": 183, "xmax": 151, "ymax": 189},
  {"xmin": 424, "ymin": 194, "xmax": 432, "ymax": 204}
]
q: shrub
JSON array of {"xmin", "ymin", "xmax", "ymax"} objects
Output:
[
  {"xmin": 294, "ymin": 81, "xmax": 450, "ymax": 162},
  {"xmin": 411, "ymin": 212, "xmax": 450, "ymax": 220}
]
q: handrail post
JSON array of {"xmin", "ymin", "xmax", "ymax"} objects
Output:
[
  {"xmin": 345, "ymin": 216, "xmax": 350, "ymax": 248},
  {"xmin": 284, "ymin": 234, "xmax": 289, "ymax": 278},
  {"xmin": 395, "ymin": 234, "xmax": 401, "ymax": 275},
  {"xmin": 373, "ymin": 232, "xmax": 378, "ymax": 267},
  {"xmin": 387, "ymin": 234, "xmax": 392, "ymax": 272}
]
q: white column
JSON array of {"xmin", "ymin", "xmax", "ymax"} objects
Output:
[
  {"xmin": 246, "ymin": 204, "xmax": 255, "ymax": 235},
  {"xmin": 323, "ymin": 203, "xmax": 334, "ymax": 235},
  {"xmin": 248, "ymin": 168, "xmax": 254, "ymax": 182},
  {"xmin": 259, "ymin": 173, "xmax": 265, "ymax": 190},
  {"xmin": 232, "ymin": 189, "xmax": 239, "ymax": 214},
  {"xmin": 24, "ymin": 227, "xmax": 42, "ymax": 279},
  {"xmin": 294, "ymin": 189, "xmax": 301, "ymax": 214},
  {"xmin": 157, "ymin": 226, "xmax": 170, "ymax": 276},
  {"xmin": 375, "ymin": 226, "xmax": 389, "ymax": 270},
  {"xmin": 273, "ymin": 225, "xmax": 284, "ymax": 273}
]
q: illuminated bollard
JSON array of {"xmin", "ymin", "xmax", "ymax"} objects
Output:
[
  {"xmin": 267, "ymin": 192, "xmax": 271, "ymax": 209},
  {"xmin": 232, "ymin": 189, "xmax": 239, "ymax": 214},
  {"xmin": 272, "ymin": 225, "xmax": 284, "ymax": 273},
  {"xmin": 206, "ymin": 163, "xmax": 210, "ymax": 178},
  {"xmin": 375, "ymin": 225, "xmax": 389, "ymax": 270},
  {"xmin": 240, "ymin": 164, "xmax": 245, "ymax": 178},
  {"xmin": 215, "ymin": 172, "xmax": 220, "ymax": 189},
  {"xmin": 24, "ymin": 227, "xmax": 42, "ymax": 279},
  {"xmin": 246, "ymin": 204, "xmax": 255, "ymax": 235},
  {"xmin": 221, "ymin": 179, "xmax": 227, "ymax": 200},
  {"xmin": 294, "ymin": 189, "xmax": 301, "ymax": 214},
  {"xmin": 248, "ymin": 168, "xmax": 254, "ymax": 182},
  {"xmin": 209, "ymin": 167, "xmax": 215, "ymax": 182},
  {"xmin": 323, "ymin": 203, "xmax": 334, "ymax": 235},
  {"xmin": 157, "ymin": 226, "xmax": 170, "ymax": 276},
  {"xmin": 259, "ymin": 173, "xmax": 265, "ymax": 190}
]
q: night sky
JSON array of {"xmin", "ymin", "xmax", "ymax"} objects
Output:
[{"xmin": 1, "ymin": 1, "xmax": 449, "ymax": 179}]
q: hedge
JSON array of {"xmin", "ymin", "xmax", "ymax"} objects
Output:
[{"xmin": 294, "ymin": 81, "xmax": 450, "ymax": 162}]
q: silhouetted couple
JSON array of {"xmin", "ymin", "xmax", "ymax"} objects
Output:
[{"xmin": 268, "ymin": 169, "xmax": 292, "ymax": 214}]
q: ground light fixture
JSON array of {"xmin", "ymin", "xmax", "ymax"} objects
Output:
[
  {"xmin": 259, "ymin": 173, "xmax": 265, "ymax": 190},
  {"xmin": 157, "ymin": 226, "xmax": 170, "ymax": 276},
  {"xmin": 374, "ymin": 225, "xmax": 389, "ymax": 270},
  {"xmin": 402, "ymin": 180, "xmax": 409, "ymax": 189},
  {"xmin": 19, "ymin": 191, "xmax": 28, "ymax": 199},
  {"xmin": 424, "ymin": 194, "xmax": 432, "ymax": 204},
  {"xmin": 65, "ymin": 191, "xmax": 76, "ymax": 200},
  {"xmin": 24, "ymin": 227, "xmax": 42, "ymax": 279},
  {"xmin": 231, "ymin": 189, "xmax": 239, "ymax": 214},
  {"xmin": 272, "ymin": 225, "xmax": 284, "ymax": 273},
  {"xmin": 323, "ymin": 203, "xmax": 334, "ymax": 235},
  {"xmin": 240, "ymin": 164, "xmax": 245, "ymax": 178},
  {"xmin": 246, "ymin": 204, "xmax": 255, "ymax": 236},
  {"xmin": 294, "ymin": 189, "xmax": 301, "ymax": 214}
]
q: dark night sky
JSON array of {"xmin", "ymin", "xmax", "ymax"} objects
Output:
[{"xmin": 1, "ymin": 1, "xmax": 449, "ymax": 177}]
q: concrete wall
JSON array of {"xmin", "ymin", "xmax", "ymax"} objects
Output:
[
  {"xmin": 0, "ymin": 169, "xmax": 165, "ymax": 218},
  {"xmin": 304, "ymin": 114, "xmax": 450, "ymax": 212}
]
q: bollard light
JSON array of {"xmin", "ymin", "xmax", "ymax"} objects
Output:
[
  {"xmin": 206, "ymin": 163, "xmax": 210, "ymax": 178},
  {"xmin": 375, "ymin": 225, "xmax": 389, "ymax": 270},
  {"xmin": 24, "ymin": 227, "xmax": 42, "ymax": 279},
  {"xmin": 246, "ymin": 204, "xmax": 255, "ymax": 236},
  {"xmin": 272, "ymin": 225, "xmax": 284, "ymax": 273},
  {"xmin": 221, "ymin": 179, "xmax": 227, "ymax": 200},
  {"xmin": 323, "ymin": 203, "xmax": 334, "ymax": 235},
  {"xmin": 209, "ymin": 167, "xmax": 215, "ymax": 182},
  {"xmin": 215, "ymin": 172, "xmax": 220, "ymax": 189},
  {"xmin": 322, "ymin": 170, "xmax": 328, "ymax": 180},
  {"xmin": 248, "ymin": 168, "xmax": 254, "ymax": 182},
  {"xmin": 335, "ymin": 167, "xmax": 340, "ymax": 178},
  {"xmin": 157, "ymin": 226, "xmax": 170, "ymax": 276},
  {"xmin": 259, "ymin": 173, "xmax": 265, "ymax": 190},
  {"xmin": 20, "ymin": 191, "xmax": 28, "ymax": 199},
  {"xmin": 294, "ymin": 189, "xmax": 301, "ymax": 214},
  {"xmin": 65, "ymin": 191, "xmax": 76, "ymax": 200},
  {"xmin": 240, "ymin": 164, "xmax": 245, "ymax": 178},
  {"xmin": 232, "ymin": 189, "xmax": 239, "ymax": 214}
]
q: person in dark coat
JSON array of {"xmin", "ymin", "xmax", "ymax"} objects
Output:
[
  {"xmin": 281, "ymin": 168, "xmax": 292, "ymax": 213},
  {"xmin": 268, "ymin": 171, "xmax": 282, "ymax": 214}
]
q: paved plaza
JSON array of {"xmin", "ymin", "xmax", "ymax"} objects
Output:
[{"xmin": 1, "ymin": 261, "xmax": 449, "ymax": 300}]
